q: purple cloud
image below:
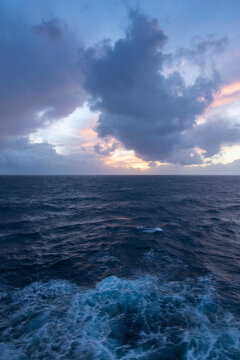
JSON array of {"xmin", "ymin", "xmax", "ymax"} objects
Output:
[
  {"xmin": 0, "ymin": 13, "xmax": 84, "ymax": 140},
  {"xmin": 79, "ymin": 11, "xmax": 239, "ymax": 165}
]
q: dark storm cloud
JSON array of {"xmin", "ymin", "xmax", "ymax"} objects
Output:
[
  {"xmin": 79, "ymin": 11, "xmax": 239, "ymax": 165},
  {"xmin": 0, "ymin": 12, "xmax": 84, "ymax": 140}
]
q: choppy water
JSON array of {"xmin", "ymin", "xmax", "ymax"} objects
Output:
[{"xmin": 0, "ymin": 175, "xmax": 240, "ymax": 359}]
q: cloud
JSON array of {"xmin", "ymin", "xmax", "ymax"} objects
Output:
[
  {"xmin": 147, "ymin": 159, "xmax": 240, "ymax": 175},
  {"xmin": 0, "ymin": 137, "xmax": 154, "ymax": 175},
  {"xmin": 33, "ymin": 18, "xmax": 68, "ymax": 42},
  {"xmin": 0, "ymin": 138, "xmax": 107, "ymax": 175},
  {"xmin": 94, "ymin": 141, "xmax": 119, "ymax": 156},
  {"xmin": 79, "ymin": 11, "xmax": 239, "ymax": 165},
  {"xmin": 0, "ymin": 7, "xmax": 239, "ymax": 174},
  {"xmin": 175, "ymin": 36, "xmax": 228, "ymax": 70},
  {"xmin": 0, "ymin": 12, "xmax": 84, "ymax": 140},
  {"xmin": 186, "ymin": 119, "xmax": 240, "ymax": 158}
]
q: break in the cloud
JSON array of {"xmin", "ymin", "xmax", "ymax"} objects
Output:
[{"xmin": 0, "ymin": 4, "xmax": 239, "ymax": 174}]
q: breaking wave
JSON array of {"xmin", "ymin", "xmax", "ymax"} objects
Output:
[{"xmin": 137, "ymin": 226, "xmax": 163, "ymax": 233}]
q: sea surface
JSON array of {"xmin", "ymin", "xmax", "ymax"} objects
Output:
[{"xmin": 0, "ymin": 175, "xmax": 240, "ymax": 359}]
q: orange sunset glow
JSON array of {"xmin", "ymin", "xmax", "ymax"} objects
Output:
[{"xmin": 213, "ymin": 81, "xmax": 240, "ymax": 107}]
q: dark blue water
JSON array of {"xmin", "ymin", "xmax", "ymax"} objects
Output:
[{"xmin": 1, "ymin": 176, "xmax": 240, "ymax": 359}]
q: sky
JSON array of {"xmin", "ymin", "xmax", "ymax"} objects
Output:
[{"xmin": 0, "ymin": 0, "xmax": 240, "ymax": 175}]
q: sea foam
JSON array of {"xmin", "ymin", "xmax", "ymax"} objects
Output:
[
  {"xmin": 137, "ymin": 226, "xmax": 163, "ymax": 233},
  {"xmin": 1, "ymin": 275, "xmax": 240, "ymax": 359}
]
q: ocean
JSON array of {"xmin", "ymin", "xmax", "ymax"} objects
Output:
[{"xmin": 0, "ymin": 175, "xmax": 240, "ymax": 359}]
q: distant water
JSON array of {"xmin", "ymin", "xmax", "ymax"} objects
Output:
[{"xmin": 1, "ymin": 175, "xmax": 240, "ymax": 359}]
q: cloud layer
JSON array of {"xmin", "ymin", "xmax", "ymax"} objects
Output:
[
  {"xmin": 0, "ymin": 7, "xmax": 239, "ymax": 173},
  {"xmin": 0, "ymin": 138, "xmax": 107, "ymax": 175}
]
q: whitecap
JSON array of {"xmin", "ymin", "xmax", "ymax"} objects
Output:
[
  {"xmin": 143, "ymin": 227, "xmax": 163, "ymax": 233},
  {"xmin": 137, "ymin": 226, "xmax": 163, "ymax": 233}
]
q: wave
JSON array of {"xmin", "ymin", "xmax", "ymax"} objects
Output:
[
  {"xmin": 137, "ymin": 226, "xmax": 163, "ymax": 233},
  {"xmin": 1, "ymin": 275, "xmax": 240, "ymax": 359}
]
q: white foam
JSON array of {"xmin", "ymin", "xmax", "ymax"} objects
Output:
[
  {"xmin": 1, "ymin": 276, "xmax": 240, "ymax": 359},
  {"xmin": 143, "ymin": 227, "xmax": 163, "ymax": 233},
  {"xmin": 137, "ymin": 226, "xmax": 163, "ymax": 233}
]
